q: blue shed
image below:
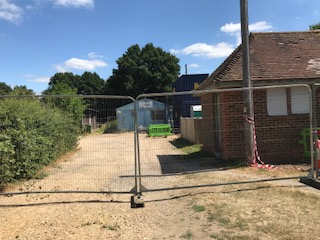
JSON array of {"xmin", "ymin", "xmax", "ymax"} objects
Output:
[
  {"xmin": 116, "ymin": 98, "xmax": 167, "ymax": 131},
  {"xmin": 172, "ymin": 74, "xmax": 208, "ymax": 129}
]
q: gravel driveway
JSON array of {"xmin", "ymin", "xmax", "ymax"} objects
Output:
[
  {"xmin": 0, "ymin": 132, "xmax": 315, "ymax": 240},
  {"xmin": 0, "ymin": 132, "xmax": 206, "ymax": 240}
]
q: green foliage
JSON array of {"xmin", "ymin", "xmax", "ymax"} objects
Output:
[
  {"xmin": 44, "ymin": 72, "xmax": 104, "ymax": 123},
  {"xmin": 10, "ymin": 86, "xmax": 35, "ymax": 96},
  {"xmin": 0, "ymin": 98, "xmax": 80, "ymax": 185},
  {"xmin": 0, "ymin": 82, "xmax": 12, "ymax": 95},
  {"xmin": 192, "ymin": 204, "xmax": 206, "ymax": 212},
  {"xmin": 104, "ymin": 43, "xmax": 180, "ymax": 97},
  {"xmin": 78, "ymin": 72, "xmax": 105, "ymax": 95},
  {"xmin": 0, "ymin": 83, "xmax": 34, "ymax": 96},
  {"xmin": 310, "ymin": 23, "xmax": 320, "ymax": 30},
  {"xmin": 103, "ymin": 120, "xmax": 119, "ymax": 133},
  {"xmin": 45, "ymin": 71, "xmax": 105, "ymax": 95},
  {"xmin": 43, "ymin": 82, "xmax": 87, "ymax": 125}
]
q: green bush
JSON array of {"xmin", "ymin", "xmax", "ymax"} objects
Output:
[{"xmin": 0, "ymin": 98, "xmax": 80, "ymax": 185}]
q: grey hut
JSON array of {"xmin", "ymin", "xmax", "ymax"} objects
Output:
[{"xmin": 116, "ymin": 98, "xmax": 167, "ymax": 131}]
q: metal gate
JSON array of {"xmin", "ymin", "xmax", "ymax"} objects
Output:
[
  {"xmin": 0, "ymin": 95, "xmax": 141, "ymax": 202},
  {"xmin": 135, "ymin": 85, "xmax": 315, "ymax": 202},
  {"xmin": 0, "ymin": 85, "xmax": 317, "ymax": 207}
]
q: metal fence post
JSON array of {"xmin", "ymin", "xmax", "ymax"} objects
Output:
[{"xmin": 131, "ymin": 100, "xmax": 145, "ymax": 208}]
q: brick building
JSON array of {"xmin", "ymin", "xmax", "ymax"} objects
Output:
[{"xmin": 198, "ymin": 31, "xmax": 320, "ymax": 164}]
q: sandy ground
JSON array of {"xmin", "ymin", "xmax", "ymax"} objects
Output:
[{"xmin": 0, "ymin": 132, "xmax": 318, "ymax": 240}]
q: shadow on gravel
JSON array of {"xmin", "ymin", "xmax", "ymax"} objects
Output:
[
  {"xmin": 157, "ymin": 155, "xmax": 222, "ymax": 174},
  {"xmin": 0, "ymin": 184, "xmax": 309, "ymax": 208}
]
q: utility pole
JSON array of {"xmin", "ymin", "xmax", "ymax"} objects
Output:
[{"xmin": 240, "ymin": 0, "xmax": 254, "ymax": 163}]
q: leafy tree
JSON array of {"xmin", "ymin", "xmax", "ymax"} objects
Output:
[
  {"xmin": 78, "ymin": 72, "xmax": 105, "ymax": 95},
  {"xmin": 0, "ymin": 82, "xmax": 12, "ymax": 95},
  {"xmin": 44, "ymin": 82, "xmax": 87, "ymax": 124},
  {"xmin": 10, "ymin": 85, "xmax": 35, "ymax": 95},
  {"xmin": 104, "ymin": 43, "xmax": 180, "ymax": 97},
  {"xmin": 45, "ymin": 72, "xmax": 105, "ymax": 95},
  {"xmin": 45, "ymin": 72, "xmax": 80, "ymax": 94},
  {"xmin": 310, "ymin": 23, "xmax": 320, "ymax": 30}
]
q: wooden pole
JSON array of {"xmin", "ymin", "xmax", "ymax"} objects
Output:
[{"xmin": 240, "ymin": 0, "xmax": 254, "ymax": 163}]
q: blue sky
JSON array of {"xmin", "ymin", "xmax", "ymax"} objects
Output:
[{"xmin": 1, "ymin": 0, "xmax": 320, "ymax": 93}]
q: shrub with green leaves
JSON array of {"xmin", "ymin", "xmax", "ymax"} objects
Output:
[{"xmin": 0, "ymin": 98, "xmax": 80, "ymax": 185}]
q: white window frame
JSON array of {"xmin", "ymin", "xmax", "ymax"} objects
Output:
[
  {"xmin": 291, "ymin": 86, "xmax": 311, "ymax": 114},
  {"xmin": 266, "ymin": 88, "xmax": 288, "ymax": 116}
]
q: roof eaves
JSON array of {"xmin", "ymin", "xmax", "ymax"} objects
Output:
[
  {"xmin": 198, "ymin": 44, "xmax": 242, "ymax": 90},
  {"xmin": 198, "ymin": 33, "xmax": 257, "ymax": 90}
]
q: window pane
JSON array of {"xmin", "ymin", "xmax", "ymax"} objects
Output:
[
  {"xmin": 267, "ymin": 88, "xmax": 288, "ymax": 116},
  {"xmin": 291, "ymin": 87, "xmax": 310, "ymax": 114}
]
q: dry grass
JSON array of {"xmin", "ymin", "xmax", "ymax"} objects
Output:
[
  {"xmin": 185, "ymin": 182, "xmax": 320, "ymax": 240},
  {"xmin": 171, "ymin": 140, "xmax": 319, "ymax": 240}
]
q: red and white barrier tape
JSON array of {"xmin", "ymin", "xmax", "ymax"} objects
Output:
[{"xmin": 244, "ymin": 116, "xmax": 276, "ymax": 169}]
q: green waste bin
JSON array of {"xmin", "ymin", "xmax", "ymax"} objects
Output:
[{"xmin": 148, "ymin": 124, "xmax": 172, "ymax": 137}]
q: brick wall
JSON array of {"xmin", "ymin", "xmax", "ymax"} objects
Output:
[
  {"xmin": 199, "ymin": 93, "xmax": 216, "ymax": 154},
  {"xmin": 200, "ymin": 87, "xmax": 318, "ymax": 164}
]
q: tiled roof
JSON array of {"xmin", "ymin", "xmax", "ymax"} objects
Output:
[{"xmin": 199, "ymin": 31, "xmax": 320, "ymax": 89}]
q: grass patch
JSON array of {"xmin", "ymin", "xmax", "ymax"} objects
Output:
[
  {"xmin": 192, "ymin": 204, "xmax": 206, "ymax": 212},
  {"xmin": 169, "ymin": 138, "xmax": 248, "ymax": 168},
  {"xmin": 103, "ymin": 120, "xmax": 119, "ymax": 133},
  {"xmin": 193, "ymin": 183, "xmax": 320, "ymax": 240},
  {"xmin": 170, "ymin": 138, "xmax": 211, "ymax": 159},
  {"xmin": 180, "ymin": 230, "xmax": 193, "ymax": 239}
]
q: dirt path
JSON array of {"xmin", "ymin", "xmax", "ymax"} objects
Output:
[
  {"xmin": 0, "ymin": 133, "xmax": 210, "ymax": 240},
  {"xmin": 0, "ymin": 132, "xmax": 319, "ymax": 240}
]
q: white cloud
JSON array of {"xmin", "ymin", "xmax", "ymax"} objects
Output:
[
  {"xmin": 170, "ymin": 21, "xmax": 272, "ymax": 61},
  {"xmin": 52, "ymin": 0, "xmax": 94, "ymax": 8},
  {"xmin": 24, "ymin": 75, "xmax": 50, "ymax": 83},
  {"xmin": 221, "ymin": 21, "xmax": 272, "ymax": 33},
  {"xmin": 169, "ymin": 49, "xmax": 179, "ymax": 55},
  {"xmin": 249, "ymin": 21, "xmax": 273, "ymax": 32},
  {"xmin": 54, "ymin": 57, "xmax": 107, "ymax": 72},
  {"xmin": 188, "ymin": 63, "xmax": 200, "ymax": 68},
  {"xmin": 221, "ymin": 21, "xmax": 273, "ymax": 45},
  {"xmin": 88, "ymin": 52, "xmax": 103, "ymax": 59},
  {"xmin": 0, "ymin": 0, "xmax": 23, "ymax": 24},
  {"xmin": 220, "ymin": 22, "xmax": 241, "ymax": 34},
  {"xmin": 172, "ymin": 42, "xmax": 234, "ymax": 59}
]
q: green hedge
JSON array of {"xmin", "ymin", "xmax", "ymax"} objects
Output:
[{"xmin": 0, "ymin": 98, "xmax": 80, "ymax": 185}]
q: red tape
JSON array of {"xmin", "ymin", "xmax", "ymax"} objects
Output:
[{"xmin": 245, "ymin": 116, "xmax": 277, "ymax": 169}]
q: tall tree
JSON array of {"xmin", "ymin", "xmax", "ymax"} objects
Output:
[
  {"xmin": 45, "ymin": 72, "xmax": 80, "ymax": 94},
  {"xmin": 78, "ymin": 72, "xmax": 105, "ymax": 95},
  {"xmin": 0, "ymin": 82, "xmax": 12, "ymax": 95},
  {"xmin": 44, "ymin": 72, "xmax": 104, "ymax": 95},
  {"xmin": 104, "ymin": 43, "xmax": 180, "ymax": 97},
  {"xmin": 310, "ymin": 23, "xmax": 320, "ymax": 30},
  {"xmin": 10, "ymin": 85, "xmax": 35, "ymax": 95}
]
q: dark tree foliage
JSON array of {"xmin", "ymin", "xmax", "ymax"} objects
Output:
[
  {"xmin": 104, "ymin": 43, "xmax": 180, "ymax": 97},
  {"xmin": 310, "ymin": 23, "xmax": 320, "ymax": 30},
  {"xmin": 0, "ymin": 82, "xmax": 12, "ymax": 95},
  {"xmin": 0, "ymin": 83, "xmax": 34, "ymax": 96},
  {"xmin": 44, "ymin": 72, "xmax": 105, "ymax": 95},
  {"xmin": 78, "ymin": 72, "xmax": 105, "ymax": 95},
  {"xmin": 46, "ymin": 72, "xmax": 80, "ymax": 92},
  {"xmin": 11, "ymin": 85, "xmax": 35, "ymax": 95}
]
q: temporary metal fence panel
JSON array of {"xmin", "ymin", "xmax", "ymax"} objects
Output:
[
  {"xmin": 0, "ymin": 95, "xmax": 137, "ymax": 195},
  {"xmin": 0, "ymin": 85, "xmax": 316, "ymax": 203},
  {"xmin": 136, "ymin": 85, "xmax": 312, "ymax": 193}
]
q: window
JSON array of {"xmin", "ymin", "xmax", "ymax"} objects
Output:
[
  {"xmin": 291, "ymin": 87, "xmax": 310, "ymax": 114},
  {"xmin": 151, "ymin": 110, "xmax": 165, "ymax": 121},
  {"xmin": 267, "ymin": 88, "xmax": 288, "ymax": 116},
  {"xmin": 194, "ymin": 82, "xmax": 199, "ymax": 89}
]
